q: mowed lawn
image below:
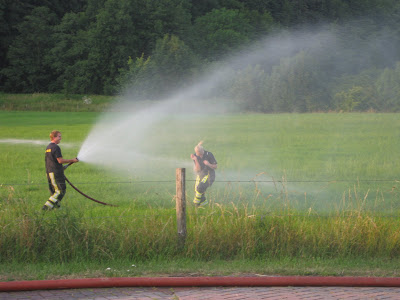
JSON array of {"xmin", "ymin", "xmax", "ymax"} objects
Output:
[{"xmin": 0, "ymin": 111, "xmax": 399, "ymax": 214}]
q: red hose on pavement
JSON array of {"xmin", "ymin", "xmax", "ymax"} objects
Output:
[{"xmin": 1, "ymin": 276, "xmax": 400, "ymax": 292}]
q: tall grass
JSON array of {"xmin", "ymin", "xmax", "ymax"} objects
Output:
[
  {"xmin": 1, "ymin": 183, "xmax": 400, "ymax": 263},
  {"xmin": 1, "ymin": 111, "xmax": 400, "ymax": 264}
]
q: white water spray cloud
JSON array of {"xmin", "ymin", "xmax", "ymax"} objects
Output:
[
  {"xmin": 76, "ymin": 23, "xmax": 396, "ymax": 180},
  {"xmin": 0, "ymin": 139, "xmax": 74, "ymax": 148}
]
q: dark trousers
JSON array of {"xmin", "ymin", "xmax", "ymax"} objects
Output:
[
  {"xmin": 193, "ymin": 174, "xmax": 215, "ymax": 204},
  {"xmin": 44, "ymin": 172, "xmax": 66, "ymax": 208}
]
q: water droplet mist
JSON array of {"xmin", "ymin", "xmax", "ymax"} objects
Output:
[{"xmin": 75, "ymin": 24, "xmax": 397, "ymax": 181}]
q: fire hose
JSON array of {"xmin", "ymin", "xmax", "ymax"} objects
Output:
[
  {"xmin": 63, "ymin": 161, "xmax": 118, "ymax": 207},
  {"xmin": 2, "ymin": 276, "xmax": 400, "ymax": 291}
]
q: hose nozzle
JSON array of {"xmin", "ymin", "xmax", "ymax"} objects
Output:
[{"xmin": 64, "ymin": 158, "xmax": 78, "ymax": 170}]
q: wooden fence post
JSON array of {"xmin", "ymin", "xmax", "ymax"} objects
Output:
[{"xmin": 176, "ymin": 168, "xmax": 186, "ymax": 248}]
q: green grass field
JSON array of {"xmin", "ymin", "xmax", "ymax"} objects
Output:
[
  {"xmin": 1, "ymin": 111, "xmax": 398, "ymax": 211},
  {"xmin": 1, "ymin": 110, "xmax": 400, "ymax": 279},
  {"xmin": 0, "ymin": 93, "xmax": 114, "ymax": 112}
]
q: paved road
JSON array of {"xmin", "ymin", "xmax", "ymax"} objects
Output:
[{"xmin": 2, "ymin": 286, "xmax": 400, "ymax": 299}]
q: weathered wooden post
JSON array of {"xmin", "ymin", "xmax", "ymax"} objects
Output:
[{"xmin": 176, "ymin": 168, "xmax": 186, "ymax": 248}]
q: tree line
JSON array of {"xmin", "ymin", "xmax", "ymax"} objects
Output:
[{"xmin": 1, "ymin": 0, "xmax": 400, "ymax": 112}]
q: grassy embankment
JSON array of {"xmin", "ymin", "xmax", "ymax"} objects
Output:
[
  {"xmin": 1, "ymin": 93, "xmax": 400, "ymax": 280},
  {"xmin": 0, "ymin": 93, "xmax": 113, "ymax": 112}
]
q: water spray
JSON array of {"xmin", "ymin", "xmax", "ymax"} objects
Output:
[{"xmin": 63, "ymin": 160, "xmax": 118, "ymax": 207}]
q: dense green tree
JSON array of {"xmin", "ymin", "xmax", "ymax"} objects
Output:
[
  {"xmin": 334, "ymin": 86, "xmax": 366, "ymax": 112},
  {"xmin": 118, "ymin": 34, "xmax": 200, "ymax": 99},
  {"xmin": 1, "ymin": 0, "xmax": 400, "ymax": 112},
  {"xmin": 327, "ymin": 16, "xmax": 400, "ymax": 83},
  {"xmin": 242, "ymin": 0, "xmax": 395, "ymax": 27},
  {"xmin": 0, "ymin": 0, "xmax": 11, "ymax": 86},
  {"xmin": 0, "ymin": 0, "xmax": 40, "ymax": 88},
  {"xmin": 190, "ymin": 8, "xmax": 271, "ymax": 61},
  {"xmin": 1, "ymin": 6, "xmax": 57, "ymax": 92},
  {"xmin": 117, "ymin": 54, "xmax": 153, "ymax": 99},
  {"xmin": 84, "ymin": 0, "xmax": 138, "ymax": 94},
  {"xmin": 228, "ymin": 64, "xmax": 265, "ymax": 111},
  {"xmin": 0, "ymin": 0, "xmax": 87, "ymax": 90},
  {"xmin": 56, "ymin": 0, "xmax": 193, "ymax": 95},
  {"xmin": 189, "ymin": 0, "xmax": 244, "ymax": 19},
  {"xmin": 133, "ymin": 0, "xmax": 192, "ymax": 57},
  {"xmin": 85, "ymin": 0, "xmax": 106, "ymax": 19},
  {"xmin": 150, "ymin": 34, "xmax": 200, "ymax": 95},
  {"xmin": 332, "ymin": 68, "xmax": 379, "ymax": 111},
  {"xmin": 49, "ymin": 11, "xmax": 91, "ymax": 93},
  {"xmin": 246, "ymin": 0, "xmax": 351, "ymax": 26},
  {"xmin": 52, "ymin": 0, "xmax": 139, "ymax": 95},
  {"xmin": 261, "ymin": 51, "xmax": 330, "ymax": 112},
  {"xmin": 375, "ymin": 63, "xmax": 400, "ymax": 112}
]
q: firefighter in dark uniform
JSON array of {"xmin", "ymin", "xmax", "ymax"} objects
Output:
[
  {"xmin": 42, "ymin": 130, "xmax": 79, "ymax": 210},
  {"xmin": 191, "ymin": 141, "xmax": 217, "ymax": 207}
]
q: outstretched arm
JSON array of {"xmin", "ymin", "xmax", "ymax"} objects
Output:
[{"xmin": 57, "ymin": 157, "xmax": 79, "ymax": 164}]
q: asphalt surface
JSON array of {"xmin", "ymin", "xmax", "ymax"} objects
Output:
[{"xmin": 2, "ymin": 286, "xmax": 400, "ymax": 299}]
